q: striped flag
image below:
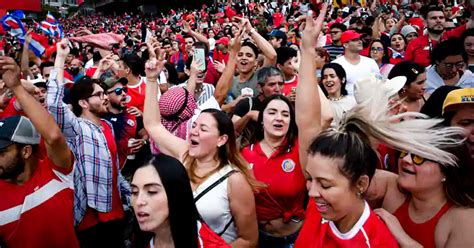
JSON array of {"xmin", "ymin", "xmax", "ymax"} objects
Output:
[
  {"xmin": 19, "ymin": 32, "xmax": 49, "ymax": 58},
  {"xmin": 45, "ymin": 12, "xmax": 57, "ymax": 25},
  {"xmin": 1, "ymin": 14, "xmax": 26, "ymax": 38}
]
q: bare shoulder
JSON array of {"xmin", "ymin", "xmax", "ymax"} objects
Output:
[{"xmin": 435, "ymin": 207, "xmax": 474, "ymax": 248}]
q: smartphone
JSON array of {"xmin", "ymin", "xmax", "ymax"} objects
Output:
[{"xmin": 194, "ymin": 48, "xmax": 206, "ymax": 71}]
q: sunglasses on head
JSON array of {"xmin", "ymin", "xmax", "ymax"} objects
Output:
[
  {"xmin": 107, "ymin": 87, "xmax": 128, "ymax": 95},
  {"xmin": 397, "ymin": 150, "xmax": 427, "ymax": 165}
]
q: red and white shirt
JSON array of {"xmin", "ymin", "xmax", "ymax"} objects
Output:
[
  {"xmin": 0, "ymin": 158, "xmax": 79, "ymax": 247},
  {"xmin": 126, "ymin": 78, "xmax": 147, "ymax": 112},
  {"xmin": 295, "ymin": 201, "xmax": 398, "ymax": 248},
  {"xmin": 282, "ymin": 74, "xmax": 298, "ymax": 97}
]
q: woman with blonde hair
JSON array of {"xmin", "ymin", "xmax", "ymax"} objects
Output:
[
  {"xmin": 143, "ymin": 39, "xmax": 258, "ymax": 247},
  {"xmin": 294, "ymin": 5, "xmax": 473, "ymax": 247}
]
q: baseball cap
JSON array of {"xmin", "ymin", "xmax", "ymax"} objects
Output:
[
  {"xmin": 268, "ymin": 29, "xmax": 287, "ymax": 40},
  {"xmin": 340, "ymin": 30, "xmax": 362, "ymax": 45},
  {"xmin": 216, "ymin": 37, "xmax": 230, "ymax": 46},
  {"xmin": 0, "ymin": 116, "xmax": 41, "ymax": 149},
  {"xmin": 442, "ymin": 88, "xmax": 474, "ymax": 115},
  {"xmin": 103, "ymin": 77, "xmax": 128, "ymax": 89}
]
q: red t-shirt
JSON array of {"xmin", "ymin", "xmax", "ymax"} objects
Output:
[
  {"xmin": 213, "ymin": 50, "xmax": 230, "ymax": 65},
  {"xmin": 273, "ymin": 13, "xmax": 284, "ymax": 28},
  {"xmin": 204, "ymin": 58, "xmax": 221, "ymax": 85},
  {"xmin": 241, "ymin": 139, "xmax": 306, "ymax": 222},
  {"xmin": 1, "ymin": 97, "xmax": 25, "ymax": 119},
  {"xmin": 405, "ymin": 24, "xmax": 466, "ymax": 67},
  {"xmin": 0, "ymin": 157, "xmax": 79, "ymax": 247},
  {"xmin": 109, "ymin": 112, "xmax": 139, "ymax": 169},
  {"xmin": 295, "ymin": 201, "xmax": 398, "ymax": 248},
  {"xmin": 282, "ymin": 75, "xmax": 298, "ymax": 97},
  {"xmin": 393, "ymin": 199, "xmax": 452, "ymax": 248},
  {"xmin": 125, "ymin": 78, "xmax": 147, "ymax": 112},
  {"xmin": 78, "ymin": 121, "xmax": 125, "ymax": 230}
]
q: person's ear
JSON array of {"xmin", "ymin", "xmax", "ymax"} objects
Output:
[
  {"xmin": 355, "ymin": 175, "xmax": 370, "ymax": 198},
  {"xmin": 78, "ymin": 99, "xmax": 89, "ymax": 110},
  {"xmin": 217, "ymin": 134, "xmax": 229, "ymax": 148},
  {"xmin": 21, "ymin": 145, "xmax": 33, "ymax": 160}
]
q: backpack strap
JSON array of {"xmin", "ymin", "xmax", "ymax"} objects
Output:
[
  {"xmin": 217, "ymin": 216, "xmax": 234, "ymax": 236},
  {"xmin": 194, "ymin": 170, "xmax": 236, "ymax": 203}
]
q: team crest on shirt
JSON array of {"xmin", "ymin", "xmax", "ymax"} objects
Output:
[
  {"xmin": 248, "ymin": 163, "xmax": 254, "ymax": 170},
  {"xmin": 127, "ymin": 119, "xmax": 135, "ymax": 127},
  {"xmin": 125, "ymin": 95, "xmax": 131, "ymax": 103},
  {"xmin": 281, "ymin": 159, "xmax": 295, "ymax": 172}
]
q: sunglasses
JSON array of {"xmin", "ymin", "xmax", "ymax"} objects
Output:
[
  {"xmin": 370, "ymin": 47, "xmax": 384, "ymax": 52},
  {"xmin": 397, "ymin": 150, "xmax": 427, "ymax": 165},
  {"xmin": 107, "ymin": 87, "xmax": 128, "ymax": 95}
]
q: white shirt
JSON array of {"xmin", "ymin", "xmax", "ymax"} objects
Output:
[
  {"xmin": 333, "ymin": 55, "xmax": 380, "ymax": 96},
  {"xmin": 425, "ymin": 66, "xmax": 474, "ymax": 94}
]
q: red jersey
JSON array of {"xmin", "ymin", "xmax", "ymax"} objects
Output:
[
  {"xmin": 242, "ymin": 140, "xmax": 306, "ymax": 222},
  {"xmin": 0, "ymin": 157, "xmax": 79, "ymax": 247},
  {"xmin": 213, "ymin": 50, "xmax": 230, "ymax": 65},
  {"xmin": 273, "ymin": 13, "xmax": 284, "ymax": 28},
  {"xmin": 405, "ymin": 24, "xmax": 466, "ymax": 67},
  {"xmin": 125, "ymin": 78, "xmax": 147, "ymax": 112},
  {"xmin": 295, "ymin": 201, "xmax": 398, "ymax": 248},
  {"xmin": 393, "ymin": 199, "xmax": 452, "ymax": 248},
  {"xmin": 376, "ymin": 144, "xmax": 397, "ymax": 173},
  {"xmin": 1, "ymin": 97, "xmax": 25, "ymax": 119},
  {"xmin": 78, "ymin": 121, "xmax": 125, "ymax": 230},
  {"xmin": 105, "ymin": 112, "xmax": 140, "ymax": 169},
  {"xmin": 283, "ymin": 75, "xmax": 298, "ymax": 97}
]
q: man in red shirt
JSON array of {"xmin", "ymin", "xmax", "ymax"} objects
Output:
[
  {"xmin": 0, "ymin": 56, "xmax": 78, "ymax": 247},
  {"xmin": 213, "ymin": 37, "xmax": 230, "ymax": 65},
  {"xmin": 272, "ymin": 7, "xmax": 284, "ymax": 28},
  {"xmin": 276, "ymin": 46, "xmax": 298, "ymax": 98},
  {"xmin": 405, "ymin": 5, "xmax": 473, "ymax": 67},
  {"xmin": 117, "ymin": 54, "xmax": 147, "ymax": 112}
]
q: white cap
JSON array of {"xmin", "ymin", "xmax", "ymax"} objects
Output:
[{"xmin": 354, "ymin": 74, "xmax": 407, "ymax": 104}]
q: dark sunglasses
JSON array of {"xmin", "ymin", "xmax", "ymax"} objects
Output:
[
  {"xmin": 107, "ymin": 87, "xmax": 128, "ymax": 95},
  {"xmin": 397, "ymin": 150, "xmax": 427, "ymax": 165}
]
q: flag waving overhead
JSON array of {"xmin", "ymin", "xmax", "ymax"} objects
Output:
[
  {"xmin": 42, "ymin": 12, "xmax": 63, "ymax": 39},
  {"xmin": 1, "ymin": 14, "xmax": 48, "ymax": 57},
  {"xmin": 1, "ymin": 14, "xmax": 26, "ymax": 37}
]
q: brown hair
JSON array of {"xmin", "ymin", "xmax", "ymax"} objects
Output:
[
  {"xmin": 315, "ymin": 48, "xmax": 330, "ymax": 63},
  {"xmin": 184, "ymin": 109, "xmax": 262, "ymax": 188}
]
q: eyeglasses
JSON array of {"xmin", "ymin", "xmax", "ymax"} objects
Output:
[
  {"xmin": 88, "ymin": 91, "xmax": 105, "ymax": 100},
  {"xmin": 370, "ymin": 47, "xmax": 384, "ymax": 53},
  {"xmin": 440, "ymin": 61, "xmax": 465, "ymax": 70},
  {"xmin": 107, "ymin": 87, "xmax": 128, "ymax": 95},
  {"xmin": 397, "ymin": 150, "xmax": 427, "ymax": 165}
]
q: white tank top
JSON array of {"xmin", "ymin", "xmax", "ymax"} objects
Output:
[{"xmin": 193, "ymin": 165, "xmax": 237, "ymax": 243}]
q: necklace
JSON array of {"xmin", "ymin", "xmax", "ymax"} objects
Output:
[
  {"xmin": 329, "ymin": 95, "xmax": 345, "ymax": 101},
  {"xmin": 194, "ymin": 84, "xmax": 204, "ymax": 94}
]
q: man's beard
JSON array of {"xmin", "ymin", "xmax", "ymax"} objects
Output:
[
  {"xmin": 0, "ymin": 151, "xmax": 25, "ymax": 180},
  {"xmin": 111, "ymin": 101, "xmax": 126, "ymax": 111},
  {"xmin": 428, "ymin": 27, "xmax": 444, "ymax": 35}
]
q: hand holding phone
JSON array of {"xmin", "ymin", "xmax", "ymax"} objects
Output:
[{"xmin": 194, "ymin": 48, "xmax": 206, "ymax": 71}]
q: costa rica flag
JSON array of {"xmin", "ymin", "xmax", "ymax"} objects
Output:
[{"xmin": 1, "ymin": 14, "xmax": 26, "ymax": 37}]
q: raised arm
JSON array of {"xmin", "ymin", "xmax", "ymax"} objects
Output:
[
  {"xmin": 237, "ymin": 17, "xmax": 277, "ymax": 66},
  {"xmin": 143, "ymin": 46, "xmax": 187, "ymax": 162},
  {"xmin": 214, "ymin": 25, "xmax": 244, "ymax": 105},
  {"xmin": 47, "ymin": 39, "xmax": 82, "ymax": 139},
  {"xmin": 183, "ymin": 21, "xmax": 210, "ymax": 49},
  {"xmin": 20, "ymin": 33, "xmax": 34, "ymax": 80},
  {"xmin": 296, "ymin": 5, "xmax": 328, "ymax": 174},
  {"xmin": 1, "ymin": 56, "xmax": 72, "ymax": 169}
]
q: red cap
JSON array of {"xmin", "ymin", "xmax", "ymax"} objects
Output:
[
  {"xmin": 340, "ymin": 30, "xmax": 362, "ymax": 44},
  {"xmin": 216, "ymin": 37, "xmax": 230, "ymax": 46}
]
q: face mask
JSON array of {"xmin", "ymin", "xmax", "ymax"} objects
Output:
[{"xmin": 68, "ymin": 67, "xmax": 80, "ymax": 76}]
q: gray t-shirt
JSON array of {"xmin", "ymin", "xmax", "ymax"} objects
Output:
[{"xmin": 230, "ymin": 69, "xmax": 261, "ymax": 100}]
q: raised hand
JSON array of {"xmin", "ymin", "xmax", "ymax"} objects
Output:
[
  {"xmin": 301, "ymin": 4, "xmax": 328, "ymax": 51},
  {"xmin": 145, "ymin": 57, "xmax": 166, "ymax": 80},
  {"xmin": 229, "ymin": 23, "xmax": 246, "ymax": 53},
  {"xmin": 183, "ymin": 20, "xmax": 191, "ymax": 33},
  {"xmin": 214, "ymin": 60, "xmax": 225, "ymax": 73},
  {"xmin": 0, "ymin": 56, "xmax": 21, "ymax": 89},
  {"xmin": 56, "ymin": 39, "xmax": 70, "ymax": 59}
]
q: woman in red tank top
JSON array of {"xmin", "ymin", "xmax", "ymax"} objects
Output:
[
  {"xmin": 241, "ymin": 95, "xmax": 306, "ymax": 247},
  {"xmin": 130, "ymin": 154, "xmax": 229, "ymax": 248},
  {"xmin": 369, "ymin": 141, "xmax": 474, "ymax": 248}
]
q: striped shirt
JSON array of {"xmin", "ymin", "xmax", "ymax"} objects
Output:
[
  {"xmin": 47, "ymin": 68, "xmax": 131, "ymax": 226},
  {"xmin": 323, "ymin": 44, "xmax": 345, "ymax": 61},
  {"xmin": 174, "ymin": 82, "xmax": 215, "ymax": 107}
]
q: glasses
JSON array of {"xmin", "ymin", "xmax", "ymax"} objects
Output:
[
  {"xmin": 397, "ymin": 150, "xmax": 427, "ymax": 165},
  {"xmin": 107, "ymin": 87, "xmax": 128, "ymax": 95},
  {"xmin": 370, "ymin": 47, "xmax": 384, "ymax": 53},
  {"xmin": 88, "ymin": 91, "xmax": 105, "ymax": 100},
  {"xmin": 440, "ymin": 61, "xmax": 465, "ymax": 70}
]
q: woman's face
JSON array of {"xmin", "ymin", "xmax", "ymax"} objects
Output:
[
  {"xmin": 322, "ymin": 68, "xmax": 343, "ymax": 96},
  {"xmin": 208, "ymin": 30, "xmax": 215, "ymax": 38},
  {"xmin": 464, "ymin": 36, "xmax": 474, "ymax": 57},
  {"xmin": 403, "ymin": 72, "xmax": 426, "ymax": 100},
  {"xmin": 263, "ymin": 99, "xmax": 291, "ymax": 140},
  {"xmin": 397, "ymin": 152, "xmax": 445, "ymax": 193},
  {"xmin": 306, "ymin": 154, "xmax": 363, "ymax": 222},
  {"xmin": 391, "ymin": 34, "xmax": 406, "ymax": 52},
  {"xmin": 237, "ymin": 46, "xmax": 257, "ymax": 74},
  {"xmin": 385, "ymin": 18, "xmax": 396, "ymax": 30},
  {"xmin": 370, "ymin": 42, "xmax": 385, "ymax": 62},
  {"xmin": 131, "ymin": 165, "xmax": 169, "ymax": 233},
  {"xmin": 314, "ymin": 53, "xmax": 327, "ymax": 68},
  {"xmin": 188, "ymin": 113, "xmax": 227, "ymax": 159}
]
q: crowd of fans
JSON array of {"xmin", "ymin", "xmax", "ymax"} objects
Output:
[{"xmin": 0, "ymin": 0, "xmax": 473, "ymax": 247}]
